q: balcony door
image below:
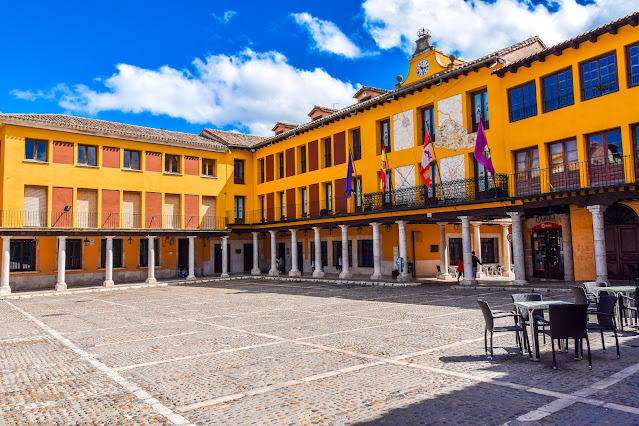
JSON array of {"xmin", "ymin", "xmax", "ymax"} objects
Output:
[
  {"xmin": 548, "ymin": 139, "xmax": 580, "ymax": 191},
  {"xmin": 514, "ymin": 147, "xmax": 540, "ymax": 196},
  {"xmin": 474, "ymin": 153, "xmax": 493, "ymax": 200},
  {"xmin": 605, "ymin": 203, "xmax": 639, "ymax": 280},
  {"xmin": 588, "ymin": 129, "xmax": 624, "ymax": 187}
]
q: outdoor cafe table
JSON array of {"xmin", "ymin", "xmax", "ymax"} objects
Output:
[
  {"xmin": 593, "ymin": 286, "xmax": 637, "ymax": 325},
  {"xmin": 513, "ymin": 300, "xmax": 573, "ymax": 361}
]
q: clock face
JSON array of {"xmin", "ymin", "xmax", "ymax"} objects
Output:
[{"xmin": 416, "ymin": 59, "xmax": 430, "ymax": 77}]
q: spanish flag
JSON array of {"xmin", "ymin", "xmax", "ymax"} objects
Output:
[{"xmin": 380, "ymin": 150, "xmax": 388, "ymax": 191}]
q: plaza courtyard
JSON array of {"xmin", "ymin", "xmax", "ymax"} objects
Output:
[{"xmin": 2, "ymin": 279, "xmax": 639, "ymax": 425}]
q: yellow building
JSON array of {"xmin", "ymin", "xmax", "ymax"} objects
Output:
[{"xmin": 1, "ymin": 12, "xmax": 638, "ymax": 294}]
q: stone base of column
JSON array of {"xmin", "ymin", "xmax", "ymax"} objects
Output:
[
  {"xmin": 145, "ymin": 278, "xmax": 157, "ymax": 284},
  {"xmin": 501, "ymin": 271, "xmax": 514, "ymax": 278},
  {"xmin": 437, "ymin": 273, "xmax": 452, "ymax": 280},
  {"xmin": 596, "ymin": 276, "xmax": 608, "ymax": 284},
  {"xmin": 312, "ymin": 270, "xmax": 324, "ymax": 278},
  {"xmin": 251, "ymin": 268, "xmax": 261, "ymax": 275},
  {"xmin": 289, "ymin": 269, "xmax": 301, "ymax": 277},
  {"xmin": 0, "ymin": 286, "xmax": 11, "ymax": 296},
  {"xmin": 339, "ymin": 271, "xmax": 352, "ymax": 279},
  {"xmin": 103, "ymin": 280, "xmax": 114, "ymax": 287},
  {"xmin": 269, "ymin": 269, "xmax": 280, "ymax": 276},
  {"xmin": 186, "ymin": 275, "xmax": 196, "ymax": 281},
  {"xmin": 55, "ymin": 282, "xmax": 67, "ymax": 291},
  {"xmin": 513, "ymin": 279, "xmax": 527, "ymax": 286},
  {"xmin": 397, "ymin": 273, "xmax": 411, "ymax": 283},
  {"xmin": 477, "ymin": 272, "xmax": 486, "ymax": 279},
  {"xmin": 220, "ymin": 273, "xmax": 230, "ymax": 278},
  {"xmin": 461, "ymin": 279, "xmax": 477, "ymax": 286},
  {"xmin": 370, "ymin": 273, "xmax": 382, "ymax": 280}
]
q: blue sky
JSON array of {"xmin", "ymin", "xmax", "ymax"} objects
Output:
[{"xmin": 1, "ymin": 0, "xmax": 634, "ymax": 136}]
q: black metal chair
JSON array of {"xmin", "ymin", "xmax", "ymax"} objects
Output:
[
  {"xmin": 537, "ymin": 304, "xmax": 591, "ymax": 370},
  {"xmin": 572, "ymin": 287, "xmax": 598, "ymax": 314},
  {"xmin": 511, "ymin": 293, "xmax": 547, "ymax": 352},
  {"xmin": 584, "ymin": 282, "xmax": 607, "ymax": 305},
  {"xmin": 618, "ymin": 287, "xmax": 638, "ymax": 330},
  {"xmin": 477, "ymin": 299, "xmax": 531, "ymax": 360},
  {"xmin": 586, "ymin": 295, "xmax": 620, "ymax": 359}
]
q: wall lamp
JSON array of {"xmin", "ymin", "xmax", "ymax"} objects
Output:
[
  {"xmin": 127, "ymin": 236, "xmax": 134, "ymax": 245},
  {"xmin": 385, "ymin": 224, "xmax": 392, "ymax": 232},
  {"xmin": 63, "ymin": 205, "xmax": 72, "ymax": 212},
  {"xmin": 31, "ymin": 237, "xmax": 39, "ymax": 246},
  {"xmin": 357, "ymin": 226, "xmax": 363, "ymax": 234},
  {"xmin": 453, "ymin": 223, "xmax": 460, "ymax": 231},
  {"xmin": 83, "ymin": 237, "xmax": 90, "ymax": 246}
]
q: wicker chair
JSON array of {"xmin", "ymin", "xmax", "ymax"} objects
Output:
[
  {"xmin": 586, "ymin": 295, "xmax": 620, "ymax": 359},
  {"xmin": 537, "ymin": 304, "xmax": 591, "ymax": 370},
  {"xmin": 477, "ymin": 299, "xmax": 530, "ymax": 360}
]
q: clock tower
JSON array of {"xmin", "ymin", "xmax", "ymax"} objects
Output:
[{"xmin": 401, "ymin": 29, "xmax": 463, "ymax": 86}]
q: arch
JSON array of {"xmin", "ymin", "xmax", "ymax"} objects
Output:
[
  {"xmin": 604, "ymin": 203, "xmax": 639, "ymax": 226},
  {"xmin": 604, "ymin": 203, "xmax": 639, "ymax": 279}
]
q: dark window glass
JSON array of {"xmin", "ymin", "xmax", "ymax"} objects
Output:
[
  {"xmin": 332, "ymin": 240, "xmax": 353, "ymax": 268},
  {"xmin": 480, "ymin": 238, "xmax": 498, "ymax": 263},
  {"xmin": 357, "ymin": 240, "xmax": 374, "ymax": 267},
  {"xmin": 234, "ymin": 196, "xmax": 244, "ymax": 219},
  {"xmin": 628, "ymin": 43, "xmax": 639, "ymax": 87},
  {"xmin": 165, "ymin": 155, "xmax": 180, "ymax": 173},
  {"xmin": 471, "ymin": 89, "xmax": 489, "ymax": 131},
  {"xmin": 543, "ymin": 69, "xmax": 574, "ymax": 112},
  {"xmin": 323, "ymin": 138, "xmax": 332, "ymax": 167},
  {"xmin": 354, "ymin": 176, "xmax": 362, "ymax": 212},
  {"xmin": 100, "ymin": 239, "xmax": 123, "ymax": 268},
  {"xmin": 123, "ymin": 150, "xmax": 140, "ymax": 169},
  {"xmin": 581, "ymin": 53, "xmax": 618, "ymax": 100},
  {"xmin": 78, "ymin": 145, "xmax": 97, "ymax": 166},
  {"xmin": 234, "ymin": 159, "xmax": 244, "ymax": 184},
  {"xmin": 301, "ymin": 188, "xmax": 308, "ymax": 215},
  {"xmin": 66, "ymin": 239, "xmax": 82, "ymax": 270},
  {"xmin": 278, "ymin": 153, "xmax": 284, "ymax": 178},
  {"xmin": 139, "ymin": 238, "xmax": 160, "ymax": 267},
  {"xmin": 380, "ymin": 119, "xmax": 391, "ymax": 153},
  {"xmin": 352, "ymin": 128, "xmax": 362, "ymax": 160},
  {"xmin": 449, "ymin": 238, "xmax": 462, "ymax": 266},
  {"xmin": 202, "ymin": 159, "xmax": 216, "ymax": 176},
  {"xmin": 259, "ymin": 159, "xmax": 265, "ymax": 183},
  {"xmin": 25, "ymin": 139, "xmax": 47, "ymax": 161},
  {"xmin": 300, "ymin": 146, "xmax": 307, "ymax": 173},
  {"xmin": 421, "ymin": 106, "xmax": 435, "ymax": 144},
  {"xmin": 514, "ymin": 147, "xmax": 540, "ymax": 196},
  {"xmin": 10, "ymin": 240, "xmax": 36, "ymax": 271},
  {"xmin": 509, "ymin": 82, "xmax": 537, "ymax": 122},
  {"xmin": 309, "ymin": 241, "xmax": 328, "ymax": 266},
  {"xmin": 587, "ymin": 129, "xmax": 624, "ymax": 186}
]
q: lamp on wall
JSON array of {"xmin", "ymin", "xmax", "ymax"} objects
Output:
[
  {"xmin": 328, "ymin": 227, "xmax": 333, "ymax": 235},
  {"xmin": 83, "ymin": 237, "xmax": 90, "ymax": 246},
  {"xmin": 453, "ymin": 223, "xmax": 460, "ymax": 231},
  {"xmin": 63, "ymin": 205, "xmax": 72, "ymax": 213},
  {"xmin": 31, "ymin": 237, "xmax": 39, "ymax": 246},
  {"xmin": 127, "ymin": 237, "xmax": 133, "ymax": 245},
  {"xmin": 357, "ymin": 226, "xmax": 363, "ymax": 234},
  {"xmin": 385, "ymin": 224, "xmax": 392, "ymax": 232}
]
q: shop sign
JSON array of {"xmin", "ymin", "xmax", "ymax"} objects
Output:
[{"xmin": 532, "ymin": 222, "xmax": 561, "ymax": 230}]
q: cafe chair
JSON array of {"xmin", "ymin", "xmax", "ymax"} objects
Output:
[
  {"xmin": 435, "ymin": 265, "xmax": 442, "ymax": 278},
  {"xmin": 572, "ymin": 287, "xmax": 598, "ymax": 314},
  {"xmin": 477, "ymin": 299, "xmax": 531, "ymax": 360},
  {"xmin": 586, "ymin": 295, "xmax": 620, "ymax": 359},
  {"xmin": 511, "ymin": 293, "xmax": 547, "ymax": 347},
  {"xmin": 536, "ymin": 304, "xmax": 591, "ymax": 370},
  {"xmin": 583, "ymin": 282, "xmax": 607, "ymax": 305},
  {"xmin": 618, "ymin": 287, "xmax": 638, "ymax": 330}
]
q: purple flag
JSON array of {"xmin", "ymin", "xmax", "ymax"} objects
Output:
[
  {"xmin": 345, "ymin": 151, "xmax": 354, "ymax": 198},
  {"xmin": 474, "ymin": 120, "xmax": 495, "ymax": 177}
]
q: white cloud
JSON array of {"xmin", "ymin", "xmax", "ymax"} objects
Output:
[
  {"xmin": 10, "ymin": 84, "xmax": 71, "ymax": 101},
  {"xmin": 30, "ymin": 49, "xmax": 359, "ymax": 136},
  {"xmin": 213, "ymin": 10, "xmax": 237, "ymax": 23},
  {"xmin": 292, "ymin": 12, "xmax": 363, "ymax": 58},
  {"xmin": 362, "ymin": 0, "xmax": 638, "ymax": 59}
]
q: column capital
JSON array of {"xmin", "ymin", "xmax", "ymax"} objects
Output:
[
  {"xmin": 500, "ymin": 223, "xmax": 511, "ymax": 228},
  {"xmin": 458, "ymin": 216, "xmax": 471, "ymax": 223},
  {"xmin": 470, "ymin": 221, "xmax": 483, "ymax": 226},
  {"xmin": 221, "ymin": 235, "xmax": 229, "ymax": 241},
  {"xmin": 252, "ymin": 231, "xmax": 260, "ymax": 237},
  {"xmin": 311, "ymin": 226, "xmax": 321, "ymax": 231},
  {"xmin": 436, "ymin": 222, "xmax": 448, "ymax": 227},
  {"xmin": 269, "ymin": 229, "xmax": 277, "ymax": 235},
  {"xmin": 395, "ymin": 220, "xmax": 407, "ymax": 226},
  {"xmin": 289, "ymin": 228, "xmax": 297, "ymax": 234},
  {"xmin": 587, "ymin": 205, "xmax": 607, "ymax": 215},
  {"xmin": 57, "ymin": 235, "xmax": 68, "ymax": 240},
  {"xmin": 104, "ymin": 235, "xmax": 115, "ymax": 240},
  {"xmin": 506, "ymin": 212, "xmax": 521, "ymax": 219},
  {"xmin": 187, "ymin": 235, "xmax": 196, "ymax": 240},
  {"xmin": 1, "ymin": 236, "xmax": 12, "ymax": 241},
  {"xmin": 147, "ymin": 235, "xmax": 156, "ymax": 240},
  {"xmin": 339, "ymin": 224, "xmax": 349, "ymax": 230}
]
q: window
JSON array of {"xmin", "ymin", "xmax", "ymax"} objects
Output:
[
  {"xmin": 77, "ymin": 145, "xmax": 97, "ymax": 166},
  {"xmin": 10, "ymin": 240, "xmax": 36, "ymax": 271},
  {"xmin": 65, "ymin": 239, "xmax": 82, "ymax": 270},
  {"xmin": 234, "ymin": 159, "xmax": 245, "ymax": 184},
  {"xmin": 258, "ymin": 158, "xmax": 265, "ymax": 183},
  {"xmin": 234, "ymin": 196, "xmax": 245, "ymax": 219},
  {"xmin": 627, "ymin": 42, "xmax": 639, "ymax": 88},
  {"xmin": 277, "ymin": 152, "xmax": 284, "ymax": 179},
  {"xmin": 357, "ymin": 240, "xmax": 374, "ymax": 267},
  {"xmin": 420, "ymin": 106, "xmax": 435, "ymax": 144},
  {"xmin": 123, "ymin": 150, "xmax": 140, "ymax": 170},
  {"xmin": 325, "ymin": 183, "xmax": 332, "ymax": 211},
  {"xmin": 542, "ymin": 68, "xmax": 574, "ymax": 112},
  {"xmin": 634, "ymin": 124, "xmax": 639, "ymax": 181},
  {"xmin": 380, "ymin": 119, "xmax": 391, "ymax": 153},
  {"xmin": 139, "ymin": 238, "xmax": 160, "ymax": 267},
  {"xmin": 299, "ymin": 146, "xmax": 307, "ymax": 173},
  {"xmin": 449, "ymin": 238, "xmax": 463, "ymax": 266},
  {"xmin": 165, "ymin": 155, "xmax": 180, "ymax": 173},
  {"xmin": 25, "ymin": 139, "xmax": 47, "ymax": 162},
  {"xmin": 332, "ymin": 240, "xmax": 353, "ymax": 268},
  {"xmin": 587, "ymin": 129, "xmax": 624, "ymax": 186},
  {"xmin": 301, "ymin": 187, "xmax": 308, "ymax": 216},
  {"xmin": 323, "ymin": 137, "xmax": 332, "ymax": 167},
  {"xmin": 480, "ymin": 238, "xmax": 498, "ymax": 264},
  {"xmin": 259, "ymin": 195, "xmax": 266, "ymax": 222},
  {"xmin": 278, "ymin": 192, "xmax": 285, "ymax": 219},
  {"xmin": 508, "ymin": 81, "xmax": 537, "ymax": 122},
  {"xmin": 202, "ymin": 158, "xmax": 216, "ymax": 177},
  {"xmin": 548, "ymin": 139, "xmax": 579, "ymax": 190},
  {"xmin": 310, "ymin": 241, "xmax": 328, "ymax": 266},
  {"xmin": 354, "ymin": 176, "xmax": 362, "ymax": 212},
  {"xmin": 514, "ymin": 147, "xmax": 540, "ymax": 196},
  {"xmin": 351, "ymin": 128, "xmax": 362, "ymax": 160},
  {"xmin": 100, "ymin": 239, "xmax": 123, "ymax": 268},
  {"xmin": 471, "ymin": 89, "xmax": 489, "ymax": 131},
  {"xmin": 581, "ymin": 52, "xmax": 618, "ymax": 100}
]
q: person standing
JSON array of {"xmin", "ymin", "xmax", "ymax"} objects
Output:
[
  {"xmin": 472, "ymin": 251, "xmax": 482, "ymax": 279},
  {"xmin": 338, "ymin": 256, "xmax": 343, "ymax": 273},
  {"xmin": 456, "ymin": 257, "xmax": 464, "ymax": 283}
]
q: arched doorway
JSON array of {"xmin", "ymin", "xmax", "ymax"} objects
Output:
[{"xmin": 604, "ymin": 203, "xmax": 639, "ymax": 280}]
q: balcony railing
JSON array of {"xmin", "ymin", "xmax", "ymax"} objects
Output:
[{"xmin": 0, "ymin": 211, "xmax": 227, "ymax": 230}]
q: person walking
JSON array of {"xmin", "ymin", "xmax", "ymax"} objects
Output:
[
  {"xmin": 338, "ymin": 256, "xmax": 343, "ymax": 273},
  {"xmin": 456, "ymin": 257, "xmax": 464, "ymax": 283},
  {"xmin": 472, "ymin": 251, "xmax": 482, "ymax": 279}
]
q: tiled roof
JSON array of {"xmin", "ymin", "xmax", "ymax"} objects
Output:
[
  {"xmin": 0, "ymin": 113, "xmax": 228, "ymax": 150},
  {"xmin": 352, "ymin": 86, "xmax": 389, "ymax": 99},
  {"xmin": 271, "ymin": 122, "xmax": 298, "ymax": 131},
  {"xmin": 200, "ymin": 128, "xmax": 266, "ymax": 148},
  {"xmin": 308, "ymin": 105, "xmax": 339, "ymax": 117},
  {"xmin": 494, "ymin": 11, "xmax": 639, "ymax": 76}
]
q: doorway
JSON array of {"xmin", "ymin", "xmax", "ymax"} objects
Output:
[
  {"xmin": 177, "ymin": 239, "xmax": 189, "ymax": 272},
  {"xmin": 297, "ymin": 241, "xmax": 304, "ymax": 274},
  {"xmin": 214, "ymin": 243, "xmax": 231, "ymax": 274},
  {"xmin": 605, "ymin": 203, "xmax": 639, "ymax": 280},
  {"xmin": 277, "ymin": 242, "xmax": 286, "ymax": 273},
  {"xmin": 532, "ymin": 224, "xmax": 564, "ymax": 279},
  {"xmin": 449, "ymin": 238, "xmax": 463, "ymax": 265},
  {"xmin": 243, "ymin": 243, "xmax": 253, "ymax": 273}
]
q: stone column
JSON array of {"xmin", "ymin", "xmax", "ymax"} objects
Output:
[
  {"xmin": 339, "ymin": 225, "xmax": 352, "ymax": 279},
  {"xmin": 370, "ymin": 222, "xmax": 382, "ymax": 280},
  {"xmin": 187, "ymin": 236, "xmax": 196, "ymax": 280},
  {"xmin": 459, "ymin": 217, "xmax": 475, "ymax": 285},
  {"xmin": 561, "ymin": 214, "xmax": 575, "ymax": 282},
  {"xmin": 103, "ymin": 236, "xmax": 114, "ymax": 287},
  {"xmin": 55, "ymin": 236, "xmax": 67, "ymax": 291},
  {"xmin": 501, "ymin": 224, "xmax": 513, "ymax": 277},
  {"xmin": 471, "ymin": 222, "xmax": 485, "ymax": 278},
  {"xmin": 146, "ymin": 236, "xmax": 157, "ymax": 284},
  {"xmin": 587, "ymin": 205, "xmax": 608, "ymax": 283},
  {"xmin": 312, "ymin": 227, "xmax": 324, "ymax": 277},
  {"xmin": 507, "ymin": 212, "xmax": 527, "ymax": 285},
  {"xmin": 396, "ymin": 221, "xmax": 409, "ymax": 282},
  {"xmin": 0, "ymin": 236, "xmax": 11, "ymax": 296},
  {"xmin": 289, "ymin": 229, "xmax": 301, "ymax": 276},
  {"xmin": 221, "ymin": 236, "xmax": 229, "ymax": 277},
  {"xmin": 437, "ymin": 223, "xmax": 451, "ymax": 280},
  {"xmin": 269, "ymin": 230, "xmax": 279, "ymax": 276},
  {"xmin": 251, "ymin": 232, "xmax": 261, "ymax": 275}
]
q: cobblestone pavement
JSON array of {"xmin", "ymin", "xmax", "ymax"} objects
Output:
[{"xmin": 2, "ymin": 279, "xmax": 639, "ymax": 425}]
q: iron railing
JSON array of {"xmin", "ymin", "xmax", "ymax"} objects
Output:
[{"xmin": 0, "ymin": 211, "xmax": 227, "ymax": 230}]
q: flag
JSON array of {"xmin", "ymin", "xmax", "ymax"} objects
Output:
[
  {"xmin": 380, "ymin": 149, "xmax": 388, "ymax": 191},
  {"xmin": 345, "ymin": 151, "xmax": 354, "ymax": 199},
  {"xmin": 420, "ymin": 126, "xmax": 434, "ymax": 187},
  {"xmin": 474, "ymin": 120, "xmax": 495, "ymax": 177}
]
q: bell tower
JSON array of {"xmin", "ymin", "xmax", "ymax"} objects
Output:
[{"xmin": 401, "ymin": 29, "xmax": 462, "ymax": 86}]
